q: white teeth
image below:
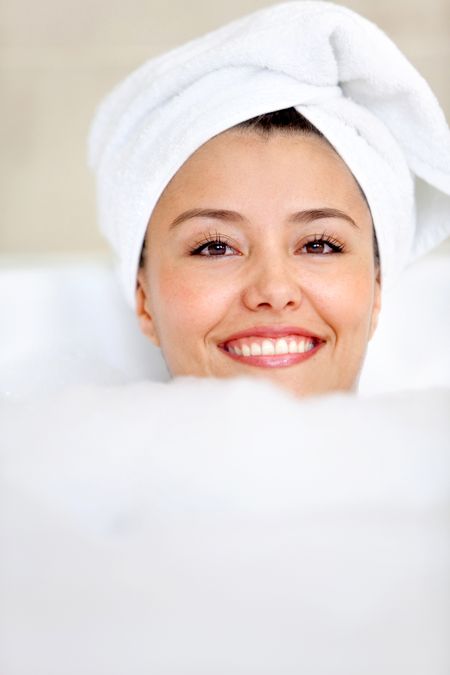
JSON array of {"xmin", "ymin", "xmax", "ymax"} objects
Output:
[
  {"xmin": 250, "ymin": 342, "xmax": 262, "ymax": 356},
  {"xmin": 226, "ymin": 336, "xmax": 316, "ymax": 356},
  {"xmin": 261, "ymin": 339, "xmax": 275, "ymax": 355},
  {"xmin": 275, "ymin": 338, "xmax": 288, "ymax": 354},
  {"xmin": 288, "ymin": 340, "xmax": 298, "ymax": 354}
]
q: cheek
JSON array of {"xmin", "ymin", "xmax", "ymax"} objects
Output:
[
  {"xmin": 308, "ymin": 264, "xmax": 376, "ymax": 338},
  {"xmin": 153, "ymin": 264, "xmax": 236, "ymax": 345}
]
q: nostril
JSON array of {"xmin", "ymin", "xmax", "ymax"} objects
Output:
[{"xmin": 243, "ymin": 276, "xmax": 303, "ymax": 312}]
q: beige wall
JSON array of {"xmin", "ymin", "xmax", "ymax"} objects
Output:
[{"xmin": 1, "ymin": 0, "xmax": 449, "ymax": 254}]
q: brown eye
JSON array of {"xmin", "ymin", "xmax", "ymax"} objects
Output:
[
  {"xmin": 203, "ymin": 242, "xmax": 229, "ymax": 255},
  {"xmin": 301, "ymin": 237, "xmax": 344, "ymax": 255},
  {"xmin": 190, "ymin": 237, "xmax": 237, "ymax": 257},
  {"xmin": 305, "ymin": 241, "xmax": 328, "ymax": 254}
]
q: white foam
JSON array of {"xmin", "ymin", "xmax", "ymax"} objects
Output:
[{"xmin": 0, "ymin": 378, "xmax": 449, "ymax": 674}]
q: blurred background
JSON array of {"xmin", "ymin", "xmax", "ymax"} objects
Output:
[{"xmin": 1, "ymin": 0, "xmax": 449, "ymax": 257}]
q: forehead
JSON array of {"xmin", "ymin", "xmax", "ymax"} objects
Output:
[{"xmin": 150, "ymin": 129, "xmax": 371, "ymax": 227}]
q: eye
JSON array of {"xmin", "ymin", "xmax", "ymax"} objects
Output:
[
  {"xmin": 300, "ymin": 235, "xmax": 344, "ymax": 255},
  {"xmin": 189, "ymin": 233, "xmax": 238, "ymax": 257}
]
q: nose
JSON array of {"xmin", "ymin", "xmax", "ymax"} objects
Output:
[{"xmin": 241, "ymin": 256, "xmax": 303, "ymax": 313}]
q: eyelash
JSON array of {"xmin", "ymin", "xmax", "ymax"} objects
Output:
[
  {"xmin": 189, "ymin": 231, "xmax": 237, "ymax": 257},
  {"xmin": 302, "ymin": 233, "xmax": 345, "ymax": 254},
  {"xmin": 189, "ymin": 230, "xmax": 345, "ymax": 257}
]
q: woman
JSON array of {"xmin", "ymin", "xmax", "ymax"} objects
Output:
[
  {"xmin": 135, "ymin": 108, "xmax": 381, "ymax": 398},
  {"xmin": 88, "ymin": 1, "xmax": 450, "ymax": 398}
]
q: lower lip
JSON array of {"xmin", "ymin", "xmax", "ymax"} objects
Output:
[{"xmin": 218, "ymin": 342, "xmax": 323, "ymax": 368}]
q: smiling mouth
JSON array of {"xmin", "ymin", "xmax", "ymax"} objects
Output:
[{"xmin": 218, "ymin": 334, "xmax": 323, "ymax": 368}]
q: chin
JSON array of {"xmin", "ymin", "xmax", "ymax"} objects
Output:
[{"xmin": 262, "ymin": 369, "xmax": 359, "ymax": 398}]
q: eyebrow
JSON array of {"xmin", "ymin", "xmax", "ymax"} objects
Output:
[{"xmin": 168, "ymin": 207, "xmax": 358, "ymax": 230}]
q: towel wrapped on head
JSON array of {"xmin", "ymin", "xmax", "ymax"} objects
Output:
[{"xmin": 88, "ymin": 0, "xmax": 450, "ymax": 308}]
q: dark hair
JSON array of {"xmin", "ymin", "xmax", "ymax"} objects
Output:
[
  {"xmin": 139, "ymin": 107, "xmax": 380, "ymax": 268},
  {"xmin": 233, "ymin": 107, "xmax": 328, "ymax": 136}
]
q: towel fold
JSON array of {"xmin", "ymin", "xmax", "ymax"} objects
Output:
[{"xmin": 88, "ymin": 0, "xmax": 450, "ymax": 307}]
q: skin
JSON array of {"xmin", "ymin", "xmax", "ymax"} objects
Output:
[{"xmin": 136, "ymin": 129, "xmax": 381, "ymax": 398}]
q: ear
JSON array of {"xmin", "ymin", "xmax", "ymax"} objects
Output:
[
  {"xmin": 135, "ymin": 269, "xmax": 161, "ymax": 348},
  {"xmin": 369, "ymin": 268, "xmax": 382, "ymax": 340}
]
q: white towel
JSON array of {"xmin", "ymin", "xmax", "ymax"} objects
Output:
[{"xmin": 88, "ymin": 0, "xmax": 450, "ymax": 308}]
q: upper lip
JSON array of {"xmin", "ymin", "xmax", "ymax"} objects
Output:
[{"xmin": 219, "ymin": 325, "xmax": 323, "ymax": 346}]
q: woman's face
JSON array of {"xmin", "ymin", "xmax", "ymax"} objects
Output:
[{"xmin": 136, "ymin": 129, "xmax": 381, "ymax": 397}]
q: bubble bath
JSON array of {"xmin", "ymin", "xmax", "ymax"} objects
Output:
[{"xmin": 1, "ymin": 377, "xmax": 449, "ymax": 674}]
